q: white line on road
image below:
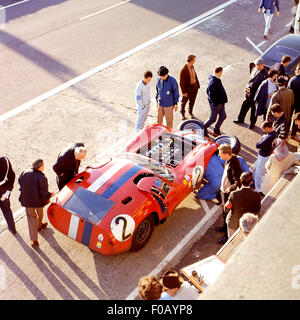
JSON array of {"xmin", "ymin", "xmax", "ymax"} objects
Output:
[
  {"xmin": 257, "ymin": 40, "xmax": 266, "ymax": 48},
  {"xmin": 170, "ymin": 10, "xmax": 224, "ymax": 38},
  {"xmin": 0, "ymin": 0, "xmax": 238, "ymax": 124},
  {"xmin": 80, "ymin": 0, "xmax": 132, "ymax": 21},
  {"xmin": 223, "ymin": 65, "xmax": 232, "ymax": 73},
  {"xmin": 0, "ymin": 0, "xmax": 29, "ymax": 10},
  {"xmin": 246, "ymin": 37, "xmax": 263, "ymax": 55},
  {"xmin": 125, "ymin": 201, "xmax": 221, "ymax": 300}
]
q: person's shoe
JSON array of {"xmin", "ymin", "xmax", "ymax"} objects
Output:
[
  {"xmin": 248, "ymin": 123, "xmax": 255, "ymax": 129},
  {"xmin": 31, "ymin": 240, "xmax": 39, "ymax": 248},
  {"xmin": 264, "ymin": 35, "xmax": 268, "ymax": 40},
  {"xmin": 211, "ymin": 198, "xmax": 222, "ymax": 205},
  {"xmin": 259, "ymin": 192, "xmax": 265, "ymax": 199},
  {"xmin": 217, "ymin": 236, "xmax": 228, "ymax": 244},
  {"xmin": 213, "ymin": 129, "xmax": 221, "ymax": 136},
  {"xmin": 189, "ymin": 113, "xmax": 196, "ymax": 119},
  {"xmin": 233, "ymin": 119, "xmax": 244, "ymax": 124},
  {"xmin": 215, "ymin": 226, "xmax": 226, "ymax": 232},
  {"xmin": 38, "ymin": 222, "xmax": 48, "ymax": 232},
  {"xmin": 181, "ymin": 115, "xmax": 187, "ymax": 120},
  {"xmin": 9, "ymin": 229, "xmax": 17, "ymax": 235}
]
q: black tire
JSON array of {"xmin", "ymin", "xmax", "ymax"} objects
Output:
[
  {"xmin": 178, "ymin": 119, "xmax": 205, "ymax": 131},
  {"xmin": 130, "ymin": 214, "xmax": 154, "ymax": 252},
  {"xmin": 213, "ymin": 134, "xmax": 241, "ymax": 155}
]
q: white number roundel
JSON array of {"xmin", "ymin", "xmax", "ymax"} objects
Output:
[{"xmin": 111, "ymin": 214, "xmax": 135, "ymax": 242}]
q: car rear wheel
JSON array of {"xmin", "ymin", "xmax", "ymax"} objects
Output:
[
  {"xmin": 130, "ymin": 214, "xmax": 154, "ymax": 252},
  {"xmin": 213, "ymin": 135, "xmax": 241, "ymax": 155},
  {"xmin": 178, "ymin": 119, "xmax": 205, "ymax": 131}
]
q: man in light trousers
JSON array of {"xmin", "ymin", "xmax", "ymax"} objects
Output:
[
  {"xmin": 258, "ymin": 0, "xmax": 280, "ymax": 39},
  {"xmin": 135, "ymin": 70, "xmax": 153, "ymax": 132}
]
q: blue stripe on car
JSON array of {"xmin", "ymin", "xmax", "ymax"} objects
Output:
[
  {"xmin": 101, "ymin": 165, "xmax": 141, "ymax": 199},
  {"xmin": 81, "ymin": 221, "xmax": 94, "ymax": 246}
]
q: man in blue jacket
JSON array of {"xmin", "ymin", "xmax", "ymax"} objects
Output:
[
  {"xmin": 258, "ymin": 0, "xmax": 280, "ymax": 39},
  {"xmin": 203, "ymin": 66, "xmax": 228, "ymax": 136},
  {"xmin": 156, "ymin": 66, "xmax": 179, "ymax": 129}
]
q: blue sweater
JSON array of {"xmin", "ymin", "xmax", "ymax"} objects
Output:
[
  {"xmin": 256, "ymin": 131, "xmax": 277, "ymax": 157},
  {"xmin": 259, "ymin": 0, "xmax": 280, "ymax": 14},
  {"xmin": 156, "ymin": 75, "xmax": 179, "ymax": 107}
]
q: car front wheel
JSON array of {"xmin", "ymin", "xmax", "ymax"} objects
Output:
[{"xmin": 130, "ymin": 214, "xmax": 154, "ymax": 252}]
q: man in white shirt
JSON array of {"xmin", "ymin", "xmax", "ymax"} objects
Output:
[
  {"xmin": 135, "ymin": 70, "xmax": 153, "ymax": 132},
  {"xmin": 160, "ymin": 270, "xmax": 199, "ymax": 300}
]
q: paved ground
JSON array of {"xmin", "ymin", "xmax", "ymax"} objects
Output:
[{"xmin": 0, "ymin": 0, "xmax": 296, "ymax": 299}]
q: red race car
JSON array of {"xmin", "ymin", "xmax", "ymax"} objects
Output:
[{"xmin": 47, "ymin": 121, "xmax": 240, "ymax": 255}]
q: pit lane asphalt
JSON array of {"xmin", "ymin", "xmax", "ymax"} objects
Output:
[{"xmin": 0, "ymin": 0, "xmax": 294, "ymax": 299}]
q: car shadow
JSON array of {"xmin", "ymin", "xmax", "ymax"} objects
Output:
[{"xmin": 39, "ymin": 228, "xmax": 108, "ymax": 299}]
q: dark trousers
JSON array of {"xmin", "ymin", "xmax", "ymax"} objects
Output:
[
  {"xmin": 180, "ymin": 84, "xmax": 199, "ymax": 115},
  {"xmin": 0, "ymin": 198, "xmax": 16, "ymax": 233},
  {"xmin": 204, "ymin": 103, "xmax": 227, "ymax": 132},
  {"xmin": 220, "ymin": 192, "xmax": 230, "ymax": 238},
  {"xmin": 237, "ymin": 96, "xmax": 257, "ymax": 125}
]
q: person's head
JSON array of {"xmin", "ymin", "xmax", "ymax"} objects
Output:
[
  {"xmin": 218, "ymin": 143, "xmax": 232, "ymax": 161},
  {"xmin": 239, "ymin": 213, "xmax": 259, "ymax": 236},
  {"xmin": 74, "ymin": 146, "xmax": 87, "ymax": 161},
  {"xmin": 157, "ymin": 66, "xmax": 169, "ymax": 80},
  {"xmin": 32, "ymin": 159, "xmax": 44, "ymax": 172},
  {"xmin": 268, "ymin": 69, "xmax": 278, "ymax": 82},
  {"xmin": 143, "ymin": 70, "xmax": 153, "ymax": 84},
  {"xmin": 214, "ymin": 66, "xmax": 223, "ymax": 78},
  {"xmin": 187, "ymin": 54, "xmax": 196, "ymax": 65},
  {"xmin": 255, "ymin": 58, "xmax": 264, "ymax": 70},
  {"xmin": 160, "ymin": 270, "xmax": 184, "ymax": 297},
  {"xmin": 294, "ymin": 112, "xmax": 300, "ymax": 127},
  {"xmin": 261, "ymin": 120, "xmax": 274, "ymax": 133},
  {"xmin": 295, "ymin": 63, "xmax": 300, "ymax": 75},
  {"xmin": 240, "ymin": 172, "xmax": 253, "ymax": 187},
  {"xmin": 276, "ymin": 75, "xmax": 286, "ymax": 87},
  {"xmin": 270, "ymin": 103, "xmax": 282, "ymax": 118},
  {"xmin": 138, "ymin": 275, "xmax": 163, "ymax": 300},
  {"xmin": 281, "ymin": 55, "xmax": 291, "ymax": 67}
]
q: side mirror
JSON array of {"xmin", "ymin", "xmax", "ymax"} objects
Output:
[
  {"xmin": 192, "ymin": 166, "xmax": 204, "ymax": 189},
  {"xmin": 137, "ymin": 177, "xmax": 157, "ymax": 192}
]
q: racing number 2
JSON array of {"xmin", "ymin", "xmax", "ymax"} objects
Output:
[
  {"xmin": 110, "ymin": 214, "xmax": 136, "ymax": 242},
  {"xmin": 115, "ymin": 216, "xmax": 131, "ymax": 241}
]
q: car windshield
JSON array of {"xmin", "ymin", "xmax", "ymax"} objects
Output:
[
  {"xmin": 63, "ymin": 187, "xmax": 114, "ymax": 224},
  {"xmin": 264, "ymin": 45, "xmax": 299, "ymax": 64},
  {"xmin": 115, "ymin": 153, "xmax": 173, "ymax": 178}
]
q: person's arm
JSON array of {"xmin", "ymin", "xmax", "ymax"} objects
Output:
[
  {"xmin": 135, "ymin": 83, "xmax": 144, "ymax": 109},
  {"xmin": 207, "ymin": 81, "xmax": 218, "ymax": 106},
  {"xmin": 53, "ymin": 156, "xmax": 64, "ymax": 175},
  {"xmin": 275, "ymin": 0, "xmax": 280, "ymax": 14},
  {"xmin": 39, "ymin": 175, "xmax": 52, "ymax": 205},
  {"xmin": 172, "ymin": 78, "xmax": 179, "ymax": 106},
  {"xmin": 258, "ymin": 0, "xmax": 264, "ymax": 12},
  {"xmin": 277, "ymin": 121, "xmax": 289, "ymax": 140},
  {"xmin": 179, "ymin": 68, "xmax": 187, "ymax": 96},
  {"xmin": 6, "ymin": 159, "xmax": 15, "ymax": 192}
]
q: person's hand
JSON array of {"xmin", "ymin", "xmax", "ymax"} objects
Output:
[
  {"xmin": 174, "ymin": 104, "xmax": 178, "ymax": 112},
  {"xmin": 183, "ymin": 93, "xmax": 188, "ymax": 97},
  {"xmin": 156, "ymin": 103, "xmax": 159, "ymax": 109},
  {"xmin": 1, "ymin": 190, "xmax": 10, "ymax": 201},
  {"xmin": 51, "ymin": 192, "xmax": 55, "ymax": 197},
  {"xmin": 277, "ymin": 11, "xmax": 280, "ymax": 16},
  {"xmin": 258, "ymin": 8, "xmax": 262, "ymax": 13}
]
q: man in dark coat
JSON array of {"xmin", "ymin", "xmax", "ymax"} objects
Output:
[
  {"xmin": 0, "ymin": 156, "xmax": 16, "ymax": 234},
  {"xmin": 19, "ymin": 159, "xmax": 54, "ymax": 247},
  {"xmin": 233, "ymin": 58, "xmax": 268, "ymax": 128},
  {"xmin": 216, "ymin": 143, "xmax": 242, "ymax": 244},
  {"xmin": 288, "ymin": 63, "xmax": 300, "ymax": 114},
  {"xmin": 179, "ymin": 54, "xmax": 200, "ymax": 120},
  {"xmin": 270, "ymin": 103, "xmax": 289, "ymax": 140},
  {"xmin": 53, "ymin": 142, "xmax": 87, "ymax": 190},
  {"xmin": 272, "ymin": 55, "xmax": 291, "ymax": 78},
  {"xmin": 225, "ymin": 172, "xmax": 261, "ymax": 238},
  {"xmin": 203, "ymin": 66, "xmax": 228, "ymax": 136}
]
